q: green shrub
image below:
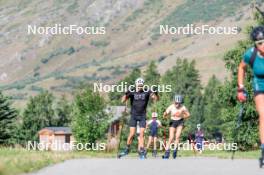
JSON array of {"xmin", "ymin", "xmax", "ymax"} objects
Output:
[
  {"xmin": 30, "ymin": 85, "xmax": 44, "ymax": 92},
  {"xmin": 71, "ymin": 87, "xmax": 109, "ymax": 143},
  {"xmin": 11, "ymin": 93, "xmax": 27, "ymax": 100},
  {"xmin": 111, "ymin": 67, "xmax": 126, "ymax": 76},
  {"xmin": 41, "ymin": 47, "xmax": 76, "ymax": 64},
  {"xmin": 90, "ymin": 40, "xmax": 110, "ymax": 48}
]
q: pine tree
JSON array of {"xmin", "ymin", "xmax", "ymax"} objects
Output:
[
  {"xmin": 55, "ymin": 95, "xmax": 72, "ymax": 126},
  {"xmin": 162, "ymin": 59, "xmax": 201, "ymax": 106},
  {"xmin": 144, "ymin": 61, "xmax": 160, "ymax": 86},
  {"xmin": 0, "ymin": 91, "xmax": 17, "ymax": 144},
  {"xmin": 155, "ymin": 92, "xmax": 171, "ymax": 143},
  {"xmin": 202, "ymin": 75, "xmax": 222, "ymax": 139}
]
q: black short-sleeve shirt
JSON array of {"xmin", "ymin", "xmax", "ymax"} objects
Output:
[{"xmin": 125, "ymin": 89, "xmax": 153, "ymax": 116}]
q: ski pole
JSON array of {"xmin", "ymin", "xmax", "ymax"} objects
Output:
[
  {"xmin": 189, "ymin": 135, "xmax": 197, "ymax": 156},
  {"xmin": 117, "ymin": 101, "xmax": 128, "ymax": 158},
  {"xmin": 231, "ymin": 102, "xmax": 245, "ymax": 160},
  {"xmin": 163, "ymin": 126, "xmax": 167, "ymax": 149},
  {"xmin": 117, "ymin": 113, "xmax": 125, "ymax": 158}
]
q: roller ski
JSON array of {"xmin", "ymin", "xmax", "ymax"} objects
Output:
[
  {"xmin": 259, "ymin": 157, "xmax": 264, "ymax": 168},
  {"xmin": 172, "ymin": 149, "xmax": 178, "ymax": 159},
  {"xmin": 138, "ymin": 148, "xmax": 147, "ymax": 159},
  {"xmin": 117, "ymin": 147, "xmax": 129, "ymax": 159},
  {"xmin": 260, "ymin": 146, "xmax": 264, "ymax": 168},
  {"xmin": 162, "ymin": 150, "xmax": 170, "ymax": 159},
  {"xmin": 152, "ymin": 150, "xmax": 157, "ymax": 158}
]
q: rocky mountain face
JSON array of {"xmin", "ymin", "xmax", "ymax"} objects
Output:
[{"xmin": 0, "ymin": 0, "xmax": 258, "ymax": 107}]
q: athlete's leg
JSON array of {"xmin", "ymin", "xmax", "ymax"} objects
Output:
[
  {"xmin": 163, "ymin": 127, "xmax": 175, "ymax": 159},
  {"xmin": 146, "ymin": 136, "xmax": 153, "ymax": 149},
  {"xmin": 119, "ymin": 127, "xmax": 135, "ymax": 156},
  {"xmin": 127, "ymin": 127, "xmax": 136, "ymax": 145},
  {"xmin": 139, "ymin": 127, "xmax": 145, "ymax": 150},
  {"xmin": 127, "ymin": 116, "xmax": 137, "ymax": 147},
  {"xmin": 255, "ymin": 94, "xmax": 264, "ymax": 164},
  {"xmin": 255, "ymin": 94, "xmax": 264, "ymax": 145},
  {"xmin": 153, "ymin": 137, "xmax": 158, "ymax": 150},
  {"xmin": 153, "ymin": 137, "xmax": 158, "ymax": 157},
  {"xmin": 137, "ymin": 135, "xmax": 140, "ymax": 150},
  {"xmin": 172, "ymin": 125, "xmax": 183, "ymax": 158},
  {"xmin": 174, "ymin": 125, "xmax": 183, "ymax": 146},
  {"xmin": 138, "ymin": 117, "xmax": 147, "ymax": 151},
  {"xmin": 165, "ymin": 127, "xmax": 176, "ymax": 150}
]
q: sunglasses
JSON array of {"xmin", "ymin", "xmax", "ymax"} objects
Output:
[{"xmin": 255, "ymin": 40, "xmax": 264, "ymax": 46}]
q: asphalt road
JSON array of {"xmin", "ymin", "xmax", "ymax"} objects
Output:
[{"xmin": 28, "ymin": 157, "xmax": 263, "ymax": 175}]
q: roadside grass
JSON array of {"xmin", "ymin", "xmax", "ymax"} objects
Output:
[
  {"xmin": 0, "ymin": 147, "xmax": 115, "ymax": 175},
  {"xmin": 178, "ymin": 149, "xmax": 259, "ymax": 159},
  {"xmin": 127, "ymin": 149, "xmax": 259, "ymax": 159},
  {"xmin": 0, "ymin": 147, "xmax": 260, "ymax": 175}
]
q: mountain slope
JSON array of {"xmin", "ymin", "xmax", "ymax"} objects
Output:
[{"xmin": 0, "ymin": 0, "xmax": 258, "ymax": 108}]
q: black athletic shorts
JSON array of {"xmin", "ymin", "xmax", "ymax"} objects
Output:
[
  {"xmin": 254, "ymin": 90, "xmax": 264, "ymax": 97},
  {"xmin": 129, "ymin": 115, "xmax": 146, "ymax": 128},
  {"xmin": 169, "ymin": 119, "xmax": 184, "ymax": 128}
]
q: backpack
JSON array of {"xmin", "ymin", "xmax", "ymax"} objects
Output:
[{"xmin": 249, "ymin": 47, "xmax": 258, "ymax": 68}]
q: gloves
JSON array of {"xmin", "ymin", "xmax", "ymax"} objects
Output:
[{"xmin": 237, "ymin": 88, "xmax": 247, "ymax": 102}]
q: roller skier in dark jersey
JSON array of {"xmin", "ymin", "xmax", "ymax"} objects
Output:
[{"xmin": 118, "ymin": 78, "xmax": 159, "ymax": 159}]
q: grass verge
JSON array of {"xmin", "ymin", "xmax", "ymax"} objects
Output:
[
  {"xmin": 0, "ymin": 148, "xmax": 260, "ymax": 175},
  {"xmin": 0, "ymin": 147, "xmax": 115, "ymax": 175}
]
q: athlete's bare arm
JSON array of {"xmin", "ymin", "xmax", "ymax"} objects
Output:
[
  {"xmin": 121, "ymin": 94, "xmax": 128, "ymax": 103},
  {"xmin": 163, "ymin": 111, "xmax": 168, "ymax": 118},
  {"xmin": 146, "ymin": 121, "xmax": 150, "ymax": 129},
  {"xmin": 182, "ymin": 109, "xmax": 190, "ymax": 119},
  {"xmin": 237, "ymin": 61, "xmax": 247, "ymax": 102},
  {"xmin": 151, "ymin": 92, "xmax": 159, "ymax": 101},
  {"xmin": 238, "ymin": 61, "xmax": 247, "ymax": 87}
]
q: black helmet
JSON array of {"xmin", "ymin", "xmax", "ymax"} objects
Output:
[{"xmin": 251, "ymin": 26, "xmax": 264, "ymax": 41}]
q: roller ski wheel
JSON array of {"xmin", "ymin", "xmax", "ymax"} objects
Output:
[
  {"xmin": 162, "ymin": 150, "xmax": 170, "ymax": 159},
  {"xmin": 117, "ymin": 152, "xmax": 128, "ymax": 159},
  {"xmin": 259, "ymin": 157, "xmax": 264, "ymax": 168},
  {"xmin": 117, "ymin": 148, "xmax": 129, "ymax": 159},
  {"xmin": 162, "ymin": 155, "xmax": 169, "ymax": 159},
  {"xmin": 139, "ymin": 154, "xmax": 146, "ymax": 159},
  {"xmin": 152, "ymin": 150, "xmax": 157, "ymax": 158},
  {"xmin": 173, "ymin": 150, "xmax": 178, "ymax": 159},
  {"xmin": 138, "ymin": 149, "xmax": 147, "ymax": 159}
]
